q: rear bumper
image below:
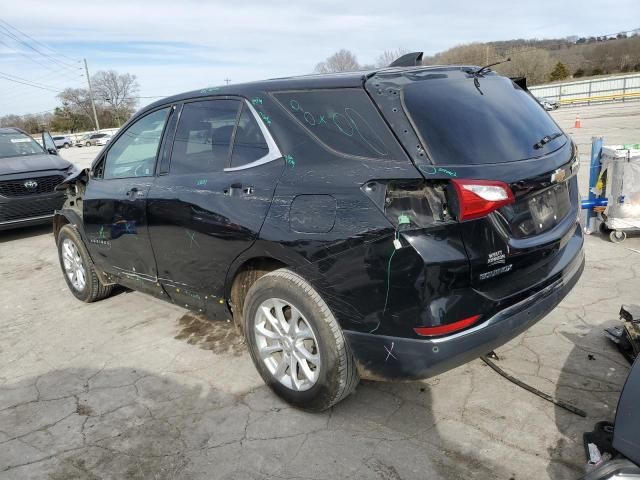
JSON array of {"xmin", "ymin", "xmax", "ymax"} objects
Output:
[{"xmin": 345, "ymin": 247, "xmax": 585, "ymax": 381}]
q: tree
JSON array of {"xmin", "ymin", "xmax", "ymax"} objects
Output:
[
  {"xmin": 573, "ymin": 68, "xmax": 585, "ymax": 78},
  {"xmin": 92, "ymin": 70, "xmax": 139, "ymax": 126},
  {"xmin": 549, "ymin": 62, "xmax": 570, "ymax": 81},
  {"xmin": 57, "ymin": 87, "xmax": 98, "ymax": 129},
  {"xmin": 376, "ymin": 48, "xmax": 409, "ymax": 67},
  {"xmin": 431, "ymin": 43, "xmax": 498, "ymax": 66},
  {"xmin": 591, "ymin": 67, "xmax": 604, "ymax": 76},
  {"xmin": 56, "ymin": 70, "xmax": 139, "ymax": 130},
  {"xmin": 494, "ymin": 48, "xmax": 553, "ymax": 85},
  {"xmin": 314, "ymin": 49, "xmax": 360, "ymax": 73}
]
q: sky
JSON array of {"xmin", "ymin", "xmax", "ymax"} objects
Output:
[{"xmin": 0, "ymin": 0, "xmax": 639, "ymax": 116}]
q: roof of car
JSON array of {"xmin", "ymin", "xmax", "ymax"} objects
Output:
[{"xmin": 143, "ymin": 65, "xmax": 473, "ymax": 113}]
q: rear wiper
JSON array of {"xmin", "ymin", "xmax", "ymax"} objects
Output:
[
  {"xmin": 533, "ymin": 132, "xmax": 563, "ymax": 149},
  {"xmin": 471, "ymin": 57, "xmax": 511, "ymax": 95},
  {"xmin": 472, "ymin": 57, "xmax": 511, "ymax": 77}
]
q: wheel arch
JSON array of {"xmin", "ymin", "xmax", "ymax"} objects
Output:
[
  {"xmin": 53, "ymin": 209, "xmax": 85, "ymax": 242},
  {"xmin": 225, "ymin": 241, "xmax": 315, "ymax": 332},
  {"xmin": 54, "ymin": 209, "xmax": 112, "ymax": 286}
]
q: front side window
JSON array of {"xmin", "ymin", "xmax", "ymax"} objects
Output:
[
  {"xmin": 103, "ymin": 107, "xmax": 170, "ymax": 179},
  {"xmin": 229, "ymin": 104, "xmax": 269, "ymax": 167},
  {"xmin": 170, "ymin": 99, "xmax": 240, "ymax": 175},
  {"xmin": 0, "ymin": 131, "xmax": 44, "ymax": 159}
]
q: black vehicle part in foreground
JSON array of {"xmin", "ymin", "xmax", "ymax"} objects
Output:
[
  {"xmin": 580, "ymin": 357, "xmax": 640, "ymax": 479},
  {"xmin": 0, "ymin": 128, "xmax": 73, "ymax": 230},
  {"xmin": 54, "ymin": 61, "xmax": 584, "ymax": 410}
]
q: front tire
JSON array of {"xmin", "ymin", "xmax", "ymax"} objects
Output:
[
  {"xmin": 57, "ymin": 225, "xmax": 114, "ymax": 302},
  {"xmin": 243, "ymin": 269, "xmax": 359, "ymax": 411}
]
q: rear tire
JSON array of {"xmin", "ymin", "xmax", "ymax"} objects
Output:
[
  {"xmin": 86, "ymin": 141, "xmax": 91, "ymax": 147},
  {"xmin": 63, "ymin": 143, "xmax": 70, "ymax": 149},
  {"xmin": 243, "ymin": 269, "xmax": 359, "ymax": 411},
  {"xmin": 57, "ymin": 225, "xmax": 114, "ymax": 302}
]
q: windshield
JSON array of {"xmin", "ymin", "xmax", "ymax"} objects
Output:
[
  {"xmin": 0, "ymin": 131, "xmax": 45, "ymax": 159},
  {"xmin": 402, "ymin": 74, "xmax": 566, "ymax": 165}
]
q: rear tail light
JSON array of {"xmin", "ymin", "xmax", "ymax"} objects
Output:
[
  {"xmin": 414, "ymin": 314, "xmax": 481, "ymax": 337},
  {"xmin": 451, "ymin": 179, "xmax": 514, "ymax": 221},
  {"xmin": 362, "ymin": 180, "xmax": 451, "ymax": 229}
]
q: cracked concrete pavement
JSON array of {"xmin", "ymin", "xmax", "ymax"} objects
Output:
[{"xmin": 1, "ymin": 102, "xmax": 640, "ymax": 479}]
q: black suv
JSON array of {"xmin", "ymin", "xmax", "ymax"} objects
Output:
[
  {"xmin": 54, "ymin": 64, "xmax": 584, "ymax": 410},
  {"xmin": 0, "ymin": 128, "xmax": 74, "ymax": 230}
]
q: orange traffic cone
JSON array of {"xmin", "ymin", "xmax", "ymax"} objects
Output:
[{"xmin": 574, "ymin": 113, "xmax": 581, "ymax": 128}]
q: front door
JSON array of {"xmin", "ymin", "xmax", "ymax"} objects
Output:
[
  {"xmin": 147, "ymin": 99, "xmax": 284, "ymax": 315},
  {"xmin": 83, "ymin": 107, "xmax": 172, "ymax": 286}
]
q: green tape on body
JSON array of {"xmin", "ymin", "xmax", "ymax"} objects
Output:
[{"xmin": 397, "ymin": 214, "xmax": 411, "ymax": 226}]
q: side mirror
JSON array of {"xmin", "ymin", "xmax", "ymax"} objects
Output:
[{"xmin": 41, "ymin": 131, "xmax": 58, "ymax": 155}]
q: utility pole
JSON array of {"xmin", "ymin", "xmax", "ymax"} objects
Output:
[
  {"xmin": 224, "ymin": 78, "xmax": 231, "ymax": 85},
  {"xmin": 84, "ymin": 58, "xmax": 100, "ymax": 132}
]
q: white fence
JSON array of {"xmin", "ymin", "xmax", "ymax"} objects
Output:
[{"xmin": 529, "ymin": 74, "xmax": 640, "ymax": 107}]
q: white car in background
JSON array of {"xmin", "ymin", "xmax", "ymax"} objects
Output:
[
  {"xmin": 52, "ymin": 135, "xmax": 72, "ymax": 149},
  {"xmin": 95, "ymin": 134, "xmax": 112, "ymax": 146}
]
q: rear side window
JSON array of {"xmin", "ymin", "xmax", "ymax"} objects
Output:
[
  {"xmin": 170, "ymin": 99, "xmax": 240, "ymax": 174},
  {"xmin": 229, "ymin": 104, "xmax": 269, "ymax": 167},
  {"xmin": 402, "ymin": 75, "xmax": 566, "ymax": 165},
  {"xmin": 273, "ymin": 89, "xmax": 402, "ymax": 160}
]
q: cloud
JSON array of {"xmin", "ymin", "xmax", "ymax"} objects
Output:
[{"xmin": 1, "ymin": 0, "xmax": 638, "ymax": 115}]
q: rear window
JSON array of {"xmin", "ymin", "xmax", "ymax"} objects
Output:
[
  {"xmin": 403, "ymin": 75, "xmax": 566, "ymax": 165},
  {"xmin": 273, "ymin": 89, "xmax": 404, "ymax": 160}
]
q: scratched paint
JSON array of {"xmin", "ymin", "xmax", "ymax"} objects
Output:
[
  {"xmin": 418, "ymin": 165, "xmax": 458, "ymax": 177},
  {"xmin": 185, "ymin": 230, "xmax": 200, "ymax": 248}
]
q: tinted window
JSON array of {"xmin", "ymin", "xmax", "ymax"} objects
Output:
[
  {"xmin": 103, "ymin": 108, "xmax": 170, "ymax": 179},
  {"xmin": 0, "ymin": 131, "xmax": 44, "ymax": 158},
  {"xmin": 273, "ymin": 89, "xmax": 402, "ymax": 159},
  {"xmin": 403, "ymin": 75, "xmax": 566, "ymax": 165},
  {"xmin": 170, "ymin": 100, "xmax": 240, "ymax": 174},
  {"xmin": 229, "ymin": 104, "xmax": 269, "ymax": 167}
]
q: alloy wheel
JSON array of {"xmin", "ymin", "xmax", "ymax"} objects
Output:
[
  {"xmin": 61, "ymin": 238, "xmax": 86, "ymax": 291},
  {"xmin": 254, "ymin": 298, "xmax": 321, "ymax": 391}
]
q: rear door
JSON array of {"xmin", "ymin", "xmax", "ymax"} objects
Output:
[
  {"xmin": 83, "ymin": 107, "xmax": 172, "ymax": 282},
  {"xmin": 147, "ymin": 98, "xmax": 284, "ymax": 313}
]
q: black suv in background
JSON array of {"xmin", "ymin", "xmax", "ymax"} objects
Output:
[
  {"xmin": 0, "ymin": 128, "xmax": 74, "ymax": 230},
  {"xmin": 54, "ymin": 63, "xmax": 584, "ymax": 410}
]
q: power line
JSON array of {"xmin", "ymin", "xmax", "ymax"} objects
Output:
[
  {"xmin": 0, "ymin": 70, "xmax": 67, "ymax": 92},
  {"xmin": 0, "ymin": 20, "xmax": 81, "ymax": 73},
  {"xmin": 0, "ymin": 73, "xmax": 61, "ymax": 92},
  {"xmin": 0, "ymin": 38, "xmax": 83, "ymax": 83},
  {"xmin": 0, "ymin": 18, "xmax": 80, "ymax": 65}
]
